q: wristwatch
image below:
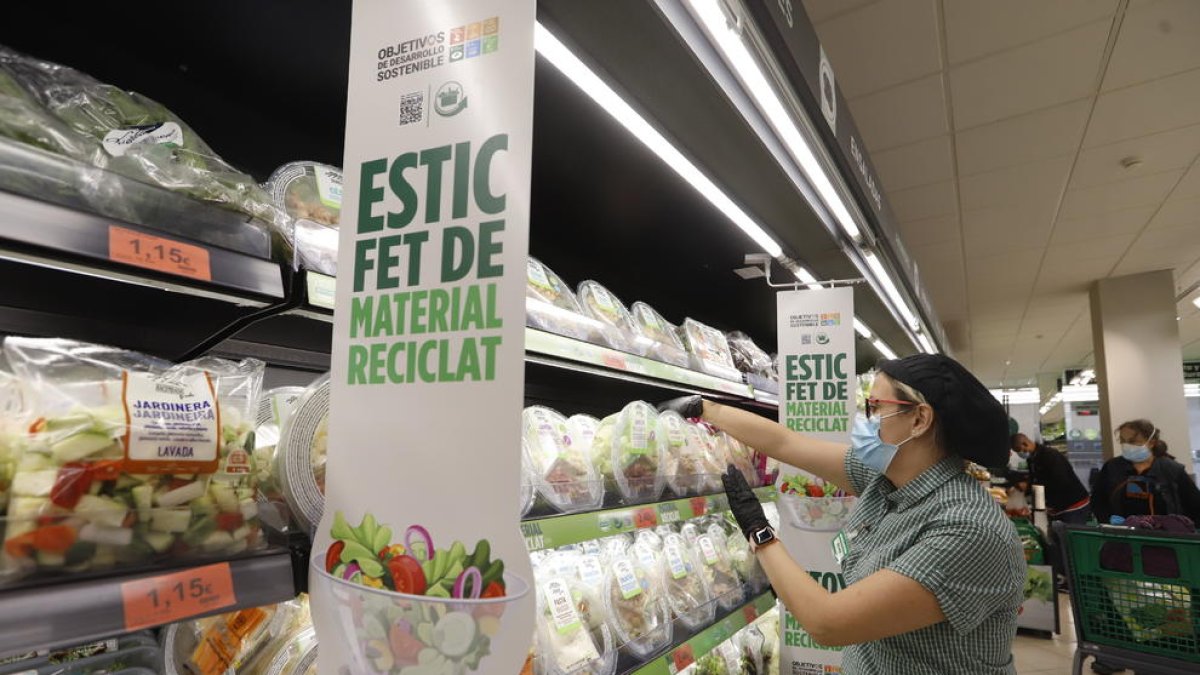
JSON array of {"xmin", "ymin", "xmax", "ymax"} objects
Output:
[{"xmin": 748, "ymin": 526, "xmax": 778, "ymax": 553}]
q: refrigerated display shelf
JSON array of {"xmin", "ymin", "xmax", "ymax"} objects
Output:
[
  {"xmin": 627, "ymin": 590, "xmax": 777, "ymax": 675},
  {"xmin": 0, "ymin": 547, "xmax": 301, "ymax": 659},
  {"xmin": 521, "ymin": 485, "xmax": 777, "ymax": 551}
]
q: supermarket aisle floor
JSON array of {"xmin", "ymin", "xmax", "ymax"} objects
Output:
[{"xmin": 1014, "ymin": 593, "xmax": 1078, "ymax": 673}]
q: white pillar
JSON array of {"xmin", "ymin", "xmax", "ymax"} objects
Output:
[{"xmin": 1090, "ymin": 270, "xmax": 1189, "ymax": 461}]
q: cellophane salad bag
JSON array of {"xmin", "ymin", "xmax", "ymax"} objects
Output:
[
  {"xmin": 678, "ymin": 319, "xmax": 741, "ymax": 381},
  {"xmin": 576, "ymin": 281, "xmax": 641, "ymax": 355},
  {"xmin": 610, "ymin": 402, "xmax": 666, "ymax": 503},
  {"xmin": 161, "ymin": 594, "xmax": 312, "ymax": 675},
  {"xmin": 0, "ymin": 49, "xmax": 105, "ymax": 166},
  {"xmin": 523, "ymin": 406, "xmax": 604, "ymax": 513},
  {"xmin": 629, "ymin": 302, "xmax": 689, "ymax": 368},
  {"xmin": 2, "ymin": 338, "xmax": 264, "ymax": 579},
  {"xmin": 532, "ymin": 553, "xmax": 616, "ymax": 675}
]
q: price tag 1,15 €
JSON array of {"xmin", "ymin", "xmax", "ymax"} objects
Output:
[
  {"xmin": 121, "ymin": 562, "xmax": 236, "ymax": 631},
  {"xmin": 109, "ymin": 225, "xmax": 212, "ymax": 281}
]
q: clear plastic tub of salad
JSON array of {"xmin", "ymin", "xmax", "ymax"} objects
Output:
[
  {"xmin": 524, "ymin": 406, "xmax": 604, "ymax": 514},
  {"xmin": 678, "ymin": 319, "xmax": 742, "ymax": 381},
  {"xmin": 575, "ymin": 281, "xmax": 642, "ymax": 355},
  {"xmin": 525, "ymin": 259, "xmax": 624, "ymax": 350},
  {"xmin": 724, "ymin": 529, "xmax": 769, "ymax": 594},
  {"xmin": 1, "ymin": 338, "xmax": 264, "ymax": 581},
  {"xmin": 602, "ymin": 550, "xmax": 672, "ymax": 659},
  {"xmin": 313, "ymin": 512, "xmax": 529, "ymax": 675},
  {"xmin": 658, "ymin": 531, "xmax": 715, "ymax": 630},
  {"xmin": 629, "ymin": 302, "xmax": 690, "ymax": 368},
  {"xmin": 520, "ymin": 438, "xmax": 536, "ymax": 518},
  {"xmin": 532, "ymin": 565, "xmax": 617, "ymax": 675},
  {"xmin": 718, "ymin": 432, "xmax": 761, "ymax": 488},
  {"xmin": 660, "ymin": 411, "xmax": 721, "ymax": 497},
  {"xmin": 161, "ymin": 595, "xmax": 311, "ymax": 675},
  {"xmin": 610, "ymin": 402, "xmax": 667, "ymax": 504},
  {"xmin": 687, "ymin": 523, "xmax": 745, "ymax": 610},
  {"xmin": 241, "ymin": 625, "xmax": 318, "ymax": 675},
  {"xmin": 253, "ymin": 386, "xmax": 306, "ymax": 531},
  {"xmin": 588, "ymin": 414, "xmax": 619, "ymax": 495},
  {"xmin": 264, "ymin": 162, "xmax": 342, "ymax": 275},
  {"xmin": 276, "ymin": 375, "xmax": 330, "ymax": 534}
]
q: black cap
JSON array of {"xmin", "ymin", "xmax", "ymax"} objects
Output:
[{"xmin": 877, "ymin": 354, "xmax": 1009, "ymax": 467}]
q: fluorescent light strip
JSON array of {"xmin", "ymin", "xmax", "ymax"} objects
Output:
[
  {"xmin": 989, "ymin": 388, "xmax": 1041, "ymax": 405},
  {"xmin": 916, "ymin": 332, "xmax": 936, "ymax": 354},
  {"xmin": 863, "ymin": 252, "xmax": 919, "ymax": 331},
  {"xmin": 683, "ymin": 0, "xmax": 861, "ymax": 243},
  {"xmin": 853, "ymin": 318, "xmax": 872, "ymax": 340},
  {"xmin": 872, "ymin": 339, "xmax": 897, "ymax": 360},
  {"xmin": 1193, "ymin": 297, "xmax": 1200, "ymax": 310},
  {"xmin": 535, "ymin": 24, "xmax": 783, "ymax": 258},
  {"xmin": 792, "ymin": 265, "xmax": 823, "ymax": 290}
]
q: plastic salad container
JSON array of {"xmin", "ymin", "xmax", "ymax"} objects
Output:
[
  {"xmin": 610, "ymin": 402, "xmax": 667, "ymax": 504},
  {"xmin": 520, "ymin": 438, "xmax": 535, "ymax": 517},
  {"xmin": 265, "ymin": 162, "xmax": 342, "ymax": 275},
  {"xmin": 719, "ymin": 432, "xmax": 761, "ymax": 488},
  {"xmin": 658, "ymin": 531, "xmax": 715, "ymax": 630},
  {"xmin": 678, "ymin": 319, "xmax": 742, "ymax": 381},
  {"xmin": 525, "ymin": 259, "xmax": 623, "ymax": 349},
  {"xmin": 312, "ymin": 512, "xmax": 529, "ymax": 674},
  {"xmin": 0, "ymin": 633, "xmax": 157, "ymax": 675},
  {"xmin": 588, "ymin": 414, "xmax": 619, "ymax": 492},
  {"xmin": 726, "ymin": 332, "xmax": 774, "ymax": 380},
  {"xmin": 1, "ymin": 338, "xmax": 264, "ymax": 581},
  {"xmin": 276, "ymin": 374, "xmax": 330, "ymax": 534},
  {"xmin": 660, "ymin": 411, "xmax": 722, "ymax": 497},
  {"xmin": 161, "ymin": 595, "xmax": 311, "ymax": 674},
  {"xmin": 523, "ymin": 406, "xmax": 604, "ymax": 513},
  {"xmin": 724, "ymin": 528, "xmax": 769, "ymax": 594},
  {"xmin": 575, "ymin": 281, "xmax": 641, "ymax": 355},
  {"xmin": 0, "ymin": 366, "xmax": 29, "ymax": 519},
  {"xmin": 602, "ymin": 549, "xmax": 672, "ymax": 658},
  {"xmin": 533, "ymin": 566, "xmax": 617, "ymax": 675},
  {"xmin": 241, "ymin": 626, "xmax": 318, "ymax": 675},
  {"xmin": 253, "ymin": 386, "xmax": 306, "ymax": 531},
  {"xmin": 629, "ymin": 302, "xmax": 690, "ymax": 368},
  {"xmin": 684, "ymin": 522, "xmax": 745, "ymax": 610}
]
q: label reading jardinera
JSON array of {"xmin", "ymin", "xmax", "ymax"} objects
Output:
[
  {"xmin": 311, "ymin": 1, "xmax": 536, "ymax": 674},
  {"xmin": 122, "ymin": 371, "xmax": 219, "ymax": 474}
]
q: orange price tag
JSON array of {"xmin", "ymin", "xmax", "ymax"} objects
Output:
[
  {"xmin": 690, "ymin": 497, "xmax": 708, "ymax": 517},
  {"xmin": 602, "ymin": 353, "xmax": 627, "ymax": 370},
  {"xmin": 672, "ymin": 644, "xmax": 695, "ymax": 671},
  {"xmin": 743, "ymin": 604, "xmax": 759, "ymax": 624},
  {"xmin": 109, "ymin": 225, "xmax": 212, "ymax": 281},
  {"xmin": 633, "ymin": 507, "xmax": 658, "ymax": 529},
  {"xmin": 121, "ymin": 562, "xmax": 236, "ymax": 631}
]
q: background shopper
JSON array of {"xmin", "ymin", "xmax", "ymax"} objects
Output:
[
  {"xmin": 664, "ymin": 354, "xmax": 1025, "ymax": 675},
  {"xmin": 1091, "ymin": 419, "xmax": 1200, "ymax": 525},
  {"xmin": 1010, "ymin": 433, "xmax": 1091, "ymax": 524}
]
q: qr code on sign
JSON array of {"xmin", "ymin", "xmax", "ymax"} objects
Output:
[{"xmin": 399, "ymin": 91, "xmax": 424, "ymax": 126}]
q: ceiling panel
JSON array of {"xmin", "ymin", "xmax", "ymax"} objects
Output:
[
  {"xmin": 1069, "ymin": 123, "xmax": 1200, "ymax": 188},
  {"xmin": 963, "ymin": 223, "xmax": 1051, "ymax": 259},
  {"xmin": 1133, "ymin": 224, "xmax": 1200, "ymax": 251},
  {"xmin": 1024, "ymin": 295, "xmax": 1089, "ymax": 321},
  {"xmin": 1045, "ymin": 233, "xmax": 1137, "ymax": 262},
  {"xmin": 1174, "ymin": 163, "xmax": 1200, "ymax": 199},
  {"xmin": 1102, "ymin": 0, "xmax": 1200, "ymax": 91},
  {"xmin": 1147, "ymin": 195, "xmax": 1200, "ymax": 230},
  {"xmin": 908, "ymin": 240, "xmax": 964, "ymax": 268},
  {"xmin": 887, "ymin": 180, "xmax": 957, "ymax": 221},
  {"xmin": 898, "ymin": 214, "xmax": 961, "ymax": 247},
  {"xmin": 958, "ymin": 156, "xmax": 1072, "ymax": 211},
  {"xmin": 1085, "ymin": 67, "xmax": 1200, "ymax": 146},
  {"xmin": 815, "ymin": 0, "xmax": 941, "ymax": 98},
  {"xmin": 954, "ymin": 99, "xmax": 1090, "ymax": 177},
  {"xmin": 872, "ymin": 135, "xmax": 955, "ymax": 191},
  {"xmin": 801, "ymin": 0, "xmax": 881, "ymax": 24},
  {"xmin": 1058, "ymin": 170, "xmax": 1183, "ymax": 220},
  {"xmin": 1112, "ymin": 243, "xmax": 1200, "ymax": 275},
  {"xmin": 961, "ymin": 204, "xmax": 1057, "ymax": 239},
  {"xmin": 1035, "ymin": 258, "xmax": 1119, "ymax": 293},
  {"xmin": 847, "ymin": 74, "xmax": 949, "ymax": 151},
  {"xmin": 1051, "ymin": 205, "xmax": 1157, "ymax": 243},
  {"xmin": 943, "ymin": 0, "xmax": 1117, "ymax": 65},
  {"xmin": 948, "ymin": 20, "xmax": 1109, "ymax": 129},
  {"xmin": 972, "ymin": 318, "xmax": 1020, "ymax": 340}
]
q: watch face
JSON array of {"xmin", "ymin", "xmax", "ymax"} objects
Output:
[{"xmin": 754, "ymin": 528, "xmax": 773, "ymax": 545}]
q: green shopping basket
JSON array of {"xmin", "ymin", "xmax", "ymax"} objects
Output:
[{"xmin": 1056, "ymin": 522, "xmax": 1200, "ymax": 675}]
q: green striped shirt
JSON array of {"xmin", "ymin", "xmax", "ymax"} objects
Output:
[{"xmin": 838, "ymin": 450, "xmax": 1025, "ymax": 674}]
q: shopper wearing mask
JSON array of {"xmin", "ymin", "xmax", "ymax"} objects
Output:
[
  {"xmin": 1010, "ymin": 433, "xmax": 1091, "ymax": 524},
  {"xmin": 662, "ymin": 354, "xmax": 1024, "ymax": 675},
  {"xmin": 1091, "ymin": 419, "xmax": 1200, "ymax": 525}
]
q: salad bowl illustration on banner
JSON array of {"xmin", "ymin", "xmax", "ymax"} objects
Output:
[
  {"xmin": 779, "ymin": 474, "xmax": 857, "ymax": 532},
  {"xmin": 312, "ymin": 512, "xmax": 529, "ymax": 675}
]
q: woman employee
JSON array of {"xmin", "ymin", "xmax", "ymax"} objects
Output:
[{"xmin": 663, "ymin": 354, "xmax": 1025, "ymax": 675}]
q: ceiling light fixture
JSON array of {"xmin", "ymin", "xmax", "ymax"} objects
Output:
[
  {"xmin": 863, "ymin": 251, "xmax": 919, "ymax": 331},
  {"xmin": 535, "ymin": 23, "xmax": 784, "ymax": 257},
  {"xmin": 916, "ymin": 332, "xmax": 936, "ymax": 354},
  {"xmin": 853, "ymin": 317, "xmax": 872, "ymax": 340},
  {"xmin": 872, "ymin": 339, "xmax": 898, "ymax": 360},
  {"xmin": 1193, "ymin": 297, "xmax": 1200, "ymax": 310},
  {"xmin": 682, "ymin": 0, "xmax": 863, "ymax": 244},
  {"xmin": 792, "ymin": 265, "xmax": 824, "ymax": 290}
]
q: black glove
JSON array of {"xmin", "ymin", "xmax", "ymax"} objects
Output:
[
  {"xmin": 723, "ymin": 465, "xmax": 769, "ymax": 540},
  {"xmin": 657, "ymin": 395, "xmax": 704, "ymax": 419}
]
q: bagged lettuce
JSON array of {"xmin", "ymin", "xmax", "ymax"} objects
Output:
[
  {"xmin": 2, "ymin": 338, "xmax": 264, "ymax": 579},
  {"xmin": 0, "ymin": 51, "xmax": 104, "ymax": 165}
]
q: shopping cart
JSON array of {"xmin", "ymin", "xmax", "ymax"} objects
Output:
[{"xmin": 1055, "ymin": 522, "xmax": 1200, "ymax": 674}]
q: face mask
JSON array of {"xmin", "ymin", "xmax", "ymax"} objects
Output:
[
  {"xmin": 850, "ymin": 413, "xmax": 913, "ymax": 473},
  {"xmin": 1121, "ymin": 443, "xmax": 1151, "ymax": 462}
]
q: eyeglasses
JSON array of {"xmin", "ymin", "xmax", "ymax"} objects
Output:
[{"xmin": 864, "ymin": 397, "xmax": 918, "ymax": 421}]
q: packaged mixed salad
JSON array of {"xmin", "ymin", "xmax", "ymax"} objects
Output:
[
  {"xmin": 161, "ymin": 594, "xmax": 312, "ymax": 675},
  {"xmin": 0, "ymin": 51, "xmax": 104, "ymax": 166},
  {"xmin": 659, "ymin": 531, "xmax": 715, "ymax": 630},
  {"xmin": 525, "ymin": 260, "xmax": 619, "ymax": 349},
  {"xmin": 683, "ymin": 522, "xmax": 744, "ymax": 610},
  {"xmin": 265, "ymin": 162, "xmax": 342, "ymax": 275},
  {"xmin": 1, "ymin": 338, "xmax": 264, "ymax": 579},
  {"xmin": 575, "ymin": 281, "xmax": 640, "ymax": 354},
  {"xmin": 276, "ymin": 375, "xmax": 330, "ymax": 534},
  {"xmin": 726, "ymin": 332, "xmax": 774, "ymax": 381},
  {"xmin": 660, "ymin": 411, "xmax": 722, "ymax": 497},
  {"xmin": 718, "ymin": 432, "xmax": 761, "ymax": 488},
  {"xmin": 533, "ymin": 563, "xmax": 616, "ymax": 675},
  {"xmin": 524, "ymin": 406, "xmax": 604, "ymax": 513},
  {"xmin": 678, "ymin": 319, "xmax": 741, "ymax": 381},
  {"xmin": 602, "ymin": 549, "xmax": 672, "ymax": 658},
  {"xmin": 253, "ymin": 386, "xmax": 305, "ymax": 531},
  {"xmin": 724, "ymin": 528, "xmax": 769, "ymax": 594},
  {"xmin": 520, "ymin": 438, "xmax": 535, "ymax": 517},
  {"xmin": 610, "ymin": 402, "xmax": 666, "ymax": 504},
  {"xmin": 587, "ymin": 414, "xmax": 619, "ymax": 489},
  {"xmin": 629, "ymin": 302, "xmax": 689, "ymax": 368}
]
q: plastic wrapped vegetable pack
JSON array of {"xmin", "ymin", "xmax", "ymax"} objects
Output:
[
  {"xmin": 679, "ymin": 319, "xmax": 742, "ymax": 381},
  {"xmin": 524, "ymin": 407, "xmax": 604, "ymax": 513},
  {"xmin": 2, "ymin": 338, "xmax": 264, "ymax": 579},
  {"xmin": 520, "ymin": 438, "xmax": 535, "ymax": 517},
  {"xmin": 683, "ymin": 522, "xmax": 745, "ymax": 610},
  {"xmin": 660, "ymin": 411, "xmax": 722, "ymax": 497},
  {"xmin": 629, "ymin": 302, "xmax": 689, "ymax": 368},
  {"xmin": 265, "ymin": 162, "xmax": 342, "ymax": 276},
  {"xmin": 253, "ymin": 386, "xmax": 305, "ymax": 532},
  {"xmin": 717, "ymin": 432, "xmax": 761, "ymax": 488},
  {"xmin": 0, "ymin": 365, "xmax": 29, "ymax": 518},
  {"xmin": 161, "ymin": 594, "xmax": 312, "ymax": 675},
  {"xmin": 610, "ymin": 402, "xmax": 666, "ymax": 503},
  {"xmin": 576, "ymin": 281, "xmax": 641, "ymax": 355},
  {"xmin": 726, "ymin": 332, "xmax": 774, "ymax": 380},
  {"xmin": 602, "ymin": 549, "xmax": 672, "ymax": 658},
  {"xmin": 276, "ymin": 375, "xmax": 330, "ymax": 534},
  {"xmin": 658, "ymin": 531, "xmax": 715, "ymax": 630},
  {"xmin": 724, "ymin": 528, "xmax": 769, "ymax": 594},
  {"xmin": 0, "ymin": 51, "xmax": 104, "ymax": 165},
  {"xmin": 0, "ymin": 46, "xmax": 283, "ymax": 244},
  {"xmin": 525, "ymin": 259, "xmax": 621, "ymax": 349},
  {"xmin": 588, "ymin": 414, "xmax": 618, "ymax": 490},
  {"xmin": 532, "ymin": 562, "xmax": 616, "ymax": 675}
]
